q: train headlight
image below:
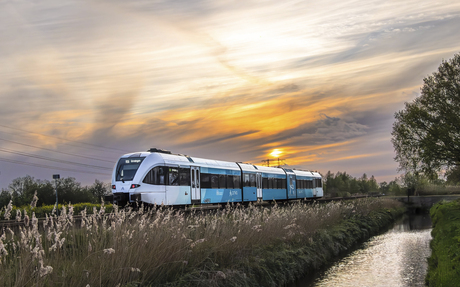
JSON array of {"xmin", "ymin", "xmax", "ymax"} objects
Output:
[
  {"xmin": 130, "ymin": 184, "xmax": 141, "ymax": 189},
  {"xmin": 112, "ymin": 185, "xmax": 116, "ymax": 189}
]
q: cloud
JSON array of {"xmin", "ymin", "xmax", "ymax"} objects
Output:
[{"xmin": 1, "ymin": 0, "xmax": 460, "ymax": 188}]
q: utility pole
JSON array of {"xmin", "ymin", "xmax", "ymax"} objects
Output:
[
  {"xmin": 262, "ymin": 159, "xmax": 271, "ymax": 167},
  {"xmin": 276, "ymin": 158, "xmax": 286, "ymax": 167},
  {"xmin": 262, "ymin": 158, "xmax": 286, "ymax": 167},
  {"xmin": 53, "ymin": 174, "xmax": 60, "ymax": 214}
]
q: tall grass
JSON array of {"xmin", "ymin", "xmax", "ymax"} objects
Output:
[
  {"xmin": 0, "ymin": 198, "xmax": 402, "ymax": 286},
  {"xmin": 418, "ymin": 184, "xmax": 460, "ymax": 196},
  {"xmin": 0, "ymin": 202, "xmax": 113, "ymax": 219}
]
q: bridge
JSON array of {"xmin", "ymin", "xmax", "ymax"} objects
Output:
[{"xmin": 394, "ymin": 195, "xmax": 460, "ymax": 211}]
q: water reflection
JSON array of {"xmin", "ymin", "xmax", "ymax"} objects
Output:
[{"xmin": 306, "ymin": 214, "xmax": 432, "ymax": 287}]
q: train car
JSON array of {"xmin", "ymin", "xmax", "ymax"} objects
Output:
[
  {"xmin": 293, "ymin": 170, "xmax": 324, "ymax": 198},
  {"xmin": 235, "ymin": 163, "xmax": 260, "ymax": 202},
  {"xmin": 110, "ymin": 148, "xmax": 322, "ymax": 206},
  {"xmin": 256, "ymin": 165, "xmax": 288, "ymax": 201}
]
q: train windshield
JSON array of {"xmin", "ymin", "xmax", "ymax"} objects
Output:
[{"xmin": 115, "ymin": 157, "xmax": 145, "ymax": 182}]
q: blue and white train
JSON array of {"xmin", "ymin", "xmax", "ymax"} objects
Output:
[{"xmin": 110, "ymin": 148, "xmax": 323, "ymax": 207}]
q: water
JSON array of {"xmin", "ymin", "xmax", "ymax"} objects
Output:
[{"xmin": 299, "ymin": 213, "xmax": 432, "ymax": 287}]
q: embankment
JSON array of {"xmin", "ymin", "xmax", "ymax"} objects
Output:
[
  {"xmin": 173, "ymin": 205, "xmax": 405, "ymax": 286},
  {"xmin": 426, "ymin": 199, "xmax": 460, "ymax": 286}
]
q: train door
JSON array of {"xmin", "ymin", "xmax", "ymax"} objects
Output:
[
  {"xmin": 288, "ymin": 174, "xmax": 297, "ymax": 198},
  {"xmin": 256, "ymin": 172, "xmax": 262, "ymax": 199},
  {"xmin": 191, "ymin": 167, "xmax": 201, "ymax": 203}
]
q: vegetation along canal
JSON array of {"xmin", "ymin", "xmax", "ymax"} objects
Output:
[{"xmin": 297, "ymin": 212, "xmax": 432, "ymax": 287}]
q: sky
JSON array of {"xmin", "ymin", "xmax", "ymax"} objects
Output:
[{"xmin": 1, "ymin": 0, "xmax": 460, "ymax": 190}]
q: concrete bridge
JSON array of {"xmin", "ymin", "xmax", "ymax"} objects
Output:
[{"xmin": 393, "ymin": 195, "xmax": 460, "ymax": 211}]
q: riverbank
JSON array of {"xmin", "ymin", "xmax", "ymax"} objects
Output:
[
  {"xmin": 0, "ymin": 198, "xmax": 404, "ymax": 287},
  {"xmin": 174, "ymin": 204, "xmax": 405, "ymax": 286},
  {"xmin": 426, "ymin": 199, "xmax": 460, "ymax": 286}
]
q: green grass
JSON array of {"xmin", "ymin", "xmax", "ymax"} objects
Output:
[{"xmin": 426, "ymin": 199, "xmax": 460, "ymax": 286}]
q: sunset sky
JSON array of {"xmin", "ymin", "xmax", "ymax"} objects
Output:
[{"xmin": 1, "ymin": 0, "xmax": 460, "ymax": 189}]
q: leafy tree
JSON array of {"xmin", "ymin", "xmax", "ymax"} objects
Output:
[
  {"xmin": 392, "ymin": 52, "xmax": 460, "ymax": 177},
  {"xmin": 446, "ymin": 166, "xmax": 460, "ymax": 185},
  {"xmin": 387, "ymin": 180, "xmax": 403, "ymax": 195},
  {"xmin": 55, "ymin": 177, "xmax": 95, "ymax": 204},
  {"xmin": 0, "ymin": 190, "xmax": 12, "ymax": 208},
  {"xmin": 85, "ymin": 179, "xmax": 110, "ymax": 200}
]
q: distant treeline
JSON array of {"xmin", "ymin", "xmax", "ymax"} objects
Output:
[
  {"xmin": 0, "ymin": 175, "xmax": 109, "ymax": 209},
  {"xmin": 324, "ymin": 168, "xmax": 460, "ymax": 198}
]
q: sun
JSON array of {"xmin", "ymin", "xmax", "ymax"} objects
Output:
[{"xmin": 270, "ymin": 149, "xmax": 283, "ymax": 158}]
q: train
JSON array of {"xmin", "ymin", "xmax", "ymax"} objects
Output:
[{"xmin": 108, "ymin": 148, "xmax": 323, "ymax": 207}]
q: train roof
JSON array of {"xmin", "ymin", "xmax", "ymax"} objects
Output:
[
  {"xmin": 122, "ymin": 151, "xmax": 241, "ymax": 171},
  {"xmin": 119, "ymin": 150, "xmax": 321, "ymax": 177},
  {"xmin": 252, "ymin": 164, "xmax": 286, "ymax": 175}
]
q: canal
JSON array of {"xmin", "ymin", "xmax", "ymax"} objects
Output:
[{"xmin": 296, "ymin": 212, "xmax": 432, "ymax": 287}]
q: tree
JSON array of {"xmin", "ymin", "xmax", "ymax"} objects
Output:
[
  {"xmin": 86, "ymin": 179, "xmax": 110, "ymax": 200},
  {"xmin": 446, "ymin": 166, "xmax": 460, "ymax": 185},
  {"xmin": 392, "ymin": 52, "xmax": 460, "ymax": 176}
]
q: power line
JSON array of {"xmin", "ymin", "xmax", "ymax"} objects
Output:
[
  {"xmin": 0, "ymin": 124, "xmax": 129, "ymax": 154},
  {"xmin": 0, "ymin": 137, "xmax": 115, "ymax": 163},
  {"xmin": 0, "ymin": 157, "xmax": 112, "ymax": 176},
  {"xmin": 0, "ymin": 147, "xmax": 112, "ymax": 170}
]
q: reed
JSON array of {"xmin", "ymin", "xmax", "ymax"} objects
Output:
[{"xmin": 0, "ymin": 198, "xmax": 403, "ymax": 286}]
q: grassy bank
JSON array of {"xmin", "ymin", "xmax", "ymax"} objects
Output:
[
  {"xmin": 0, "ymin": 198, "xmax": 403, "ymax": 287},
  {"xmin": 426, "ymin": 199, "xmax": 460, "ymax": 286}
]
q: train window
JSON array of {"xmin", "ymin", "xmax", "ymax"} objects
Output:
[
  {"xmin": 233, "ymin": 175, "xmax": 241, "ymax": 189},
  {"xmin": 219, "ymin": 174, "xmax": 227, "ymax": 189},
  {"xmin": 244, "ymin": 174, "xmax": 250, "ymax": 187},
  {"xmin": 280, "ymin": 178, "xmax": 286, "ymax": 189},
  {"xmin": 201, "ymin": 173, "xmax": 211, "ymax": 188},
  {"xmin": 316, "ymin": 178, "xmax": 322, "ymax": 188},
  {"xmin": 300, "ymin": 180, "xmax": 305, "ymax": 189},
  {"xmin": 307, "ymin": 180, "xmax": 313, "ymax": 189},
  {"xmin": 143, "ymin": 166, "xmax": 167, "ymax": 185},
  {"xmin": 168, "ymin": 168, "xmax": 179, "ymax": 186},
  {"xmin": 179, "ymin": 168, "xmax": 190, "ymax": 186},
  {"xmin": 249, "ymin": 173, "xmax": 256, "ymax": 187},
  {"xmin": 116, "ymin": 157, "xmax": 145, "ymax": 182},
  {"xmin": 268, "ymin": 178, "xmax": 274, "ymax": 189},
  {"xmin": 262, "ymin": 177, "xmax": 268, "ymax": 189},
  {"xmin": 227, "ymin": 175, "xmax": 234, "ymax": 189},
  {"xmin": 314, "ymin": 179, "xmax": 320, "ymax": 188},
  {"xmin": 143, "ymin": 169, "xmax": 154, "ymax": 185},
  {"xmin": 211, "ymin": 174, "xmax": 219, "ymax": 189}
]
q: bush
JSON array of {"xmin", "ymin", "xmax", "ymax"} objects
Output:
[{"xmin": 426, "ymin": 199, "xmax": 460, "ymax": 286}]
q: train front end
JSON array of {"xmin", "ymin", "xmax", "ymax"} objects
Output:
[{"xmin": 110, "ymin": 153, "xmax": 146, "ymax": 207}]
